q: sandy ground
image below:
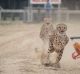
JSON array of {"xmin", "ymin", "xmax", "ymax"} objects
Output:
[{"xmin": 0, "ymin": 21, "xmax": 80, "ymax": 74}]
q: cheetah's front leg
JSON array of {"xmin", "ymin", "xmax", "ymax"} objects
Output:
[
  {"xmin": 40, "ymin": 40, "xmax": 51, "ymax": 66},
  {"xmin": 41, "ymin": 50, "xmax": 50, "ymax": 66},
  {"xmin": 54, "ymin": 49, "xmax": 63, "ymax": 64}
]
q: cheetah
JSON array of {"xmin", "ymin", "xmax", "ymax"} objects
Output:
[
  {"xmin": 48, "ymin": 23, "xmax": 69, "ymax": 64},
  {"xmin": 40, "ymin": 18, "xmax": 54, "ymax": 65},
  {"xmin": 40, "ymin": 23, "xmax": 69, "ymax": 66},
  {"xmin": 40, "ymin": 17, "xmax": 53, "ymax": 41}
]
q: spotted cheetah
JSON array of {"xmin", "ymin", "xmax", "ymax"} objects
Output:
[
  {"xmin": 48, "ymin": 23, "xmax": 69, "ymax": 64},
  {"xmin": 40, "ymin": 17, "xmax": 53, "ymax": 41},
  {"xmin": 40, "ymin": 23, "xmax": 69, "ymax": 66},
  {"xmin": 40, "ymin": 18, "xmax": 54, "ymax": 65}
]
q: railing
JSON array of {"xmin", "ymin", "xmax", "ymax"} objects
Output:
[{"xmin": 0, "ymin": 8, "xmax": 80, "ymax": 23}]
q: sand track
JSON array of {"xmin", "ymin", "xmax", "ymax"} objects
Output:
[{"xmin": 0, "ymin": 23, "xmax": 80, "ymax": 74}]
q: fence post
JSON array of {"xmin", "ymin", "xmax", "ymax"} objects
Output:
[
  {"xmin": 57, "ymin": 4, "xmax": 61, "ymax": 23},
  {"xmin": 23, "ymin": 7, "xmax": 27, "ymax": 23},
  {"xmin": 0, "ymin": 8, "xmax": 1, "ymax": 20},
  {"xmin": 27, "ymin": 6, "xmax": 33, "ymax": 23},
  {"xmin": 66, "ymin": 10, "xmax": 70, "ymax": 22}
]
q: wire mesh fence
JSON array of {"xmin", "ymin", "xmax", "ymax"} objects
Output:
[{"xmin": 0, "ymin": 8, "xmax": 80, "ymax": 24}]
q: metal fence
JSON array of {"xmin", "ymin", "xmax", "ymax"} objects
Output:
[{"xmin": 0, "ymin": 8, "xmax": 80, "ymax": 23}]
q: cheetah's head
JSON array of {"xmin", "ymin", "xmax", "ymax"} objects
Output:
[
  {"xmin": 44, "ymin": 17, "xmax": 52, "ymax": 24},
  {"xmin": 56, "ymin": 23, "xmax": 67, "ymax": 33}
]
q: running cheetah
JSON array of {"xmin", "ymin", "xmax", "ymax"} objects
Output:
[
  {"xmin": 40, "ymin": 18, "xmax": 54, "ymax": 65},
  {"xmin": 40, "ymin": 23, "xmax": 69, "ymax": 66},
  {"xmin": 48, "ymin": 23, "xmax": 69, "ymax": 64},
  {"xmin": 40, "ymin": 17, "xmax": 53, "ymax": 41}
]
